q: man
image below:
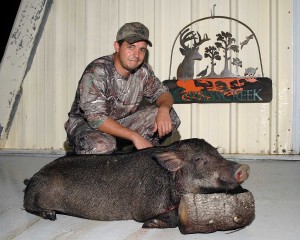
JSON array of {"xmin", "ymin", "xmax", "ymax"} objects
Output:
[{"xmin": 65, "ymin": 22, "xmax": 181, "ymax": 154}]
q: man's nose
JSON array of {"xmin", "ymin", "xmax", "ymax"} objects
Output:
[{"xmin": 133, "ymin": 48, "xmax": 140, "ymax": 58}]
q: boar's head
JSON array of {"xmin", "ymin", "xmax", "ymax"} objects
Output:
[{"xmin": 152, "ymin": 138, "xmax": 250, "ymax": 194}]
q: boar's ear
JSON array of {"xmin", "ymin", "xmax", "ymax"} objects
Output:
[{"xmin": 152, "ymin": 151, "xmax": 185, "ymax": 172}]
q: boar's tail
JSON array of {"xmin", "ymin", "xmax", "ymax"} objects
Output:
[{"xmin": 23, "ymin": 179, "xmax": 30, "ymax": 185}]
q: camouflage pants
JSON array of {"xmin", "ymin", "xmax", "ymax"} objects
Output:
[{"xmin": 65, "ymin": 105, "xmax": 181, "ymax": 154}]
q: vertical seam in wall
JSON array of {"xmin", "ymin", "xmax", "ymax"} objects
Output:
[{"xmin": 292, "ymin": 0, "xmax": 300, "ymax": 153}]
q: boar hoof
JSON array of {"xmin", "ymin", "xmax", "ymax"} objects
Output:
[
  {"xmin": 142, "ymin": 219, "xmax": 172, "ymax": 228},
  {"xmin": 41, "ymin": 210, "xmax": 57, "ymax": 221}
]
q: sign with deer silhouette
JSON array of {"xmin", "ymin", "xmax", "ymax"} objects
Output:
[{"xmin": 164, "ymin": 16, "xmax": 272, "ymax": 103}]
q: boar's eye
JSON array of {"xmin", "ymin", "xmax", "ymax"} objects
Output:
[{"xmin": 194, "ymin": 157, "xmax": 208, "ymax": 165}]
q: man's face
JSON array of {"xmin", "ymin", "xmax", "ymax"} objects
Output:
[{"xmin": 115, "ymin": 41, "xmax": 148, "ymax": 73}]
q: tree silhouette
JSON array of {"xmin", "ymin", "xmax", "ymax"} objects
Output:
[
  {"xmin": 232, "ymin": 57, "xmax": 242, "ymax": 75},
  {"xmin": 204, "ymin": 46, "xmax": 221, "ymax": 78},
  {"xmin": 215, "ymin": 31, "xmax": 239, "ymax": 77}
]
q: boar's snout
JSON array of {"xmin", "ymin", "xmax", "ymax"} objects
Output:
[{"xmin": 234, "ymin": 164, "xmax": 250, "ymax": 183}]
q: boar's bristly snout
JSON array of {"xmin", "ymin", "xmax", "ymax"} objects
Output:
[{"xmin": 234, "ymin": 164, "xmax": 250, "ymax": 183}]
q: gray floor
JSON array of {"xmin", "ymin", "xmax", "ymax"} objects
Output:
[{"xmin": 0, "ymin": 153, "xmax": 300, "ymax": 240}]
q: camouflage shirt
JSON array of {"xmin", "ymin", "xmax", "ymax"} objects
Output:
[{"xmin": 66, "ymin": 54, "xmax": 169, "ymax": 132}]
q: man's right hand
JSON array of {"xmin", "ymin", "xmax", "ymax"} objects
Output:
[
  {"xmin": 131, "ymin": 133, "xmax": 153, "ymax": 150},
  {"xmin": 98, "ymin": 117, "xmax": 153, "ymax": 150}
]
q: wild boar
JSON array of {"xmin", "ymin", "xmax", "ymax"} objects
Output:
[{"xmin": 23, "ymin": 138, "xmax": 250, "ymax": 228}]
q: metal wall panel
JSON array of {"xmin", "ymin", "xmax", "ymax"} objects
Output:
[{"xmin": 4, "ymin": 0, "xmax": 294, "ymax": 154}]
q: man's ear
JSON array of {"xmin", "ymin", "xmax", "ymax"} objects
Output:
[{"xmin": 114, "ymin": 41, "xmax": 120, "ymax": 52}]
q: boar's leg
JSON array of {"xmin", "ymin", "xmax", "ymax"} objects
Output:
[
  {"xmin": 142, "ymin": 209, "xmax": 178, "ymax": 228},
  {"xmin": 25, "ymin": 208, "xmax": 57, "ymax": 221},
  {"xmin": 40, "ymin": 210, "xmax": 57, "ymax": 221}
]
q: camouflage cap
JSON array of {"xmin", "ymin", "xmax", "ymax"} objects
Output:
[{"xmin": 116, "ymin": 22, "xmax": 152, "ymax": 47}]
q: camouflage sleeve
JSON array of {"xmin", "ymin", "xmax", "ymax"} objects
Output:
[
  {"xmin": 79, "ymin": 70, "xmax": 108, "ymax": 130},
  {"xmin": 142, "ymin": 64, "xmax": 169, "ymax": 103}
]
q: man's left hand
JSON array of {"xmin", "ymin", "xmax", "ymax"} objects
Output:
[{"xmin": 153, "ymin": 106, "xmax": 172, "ymax": 138}]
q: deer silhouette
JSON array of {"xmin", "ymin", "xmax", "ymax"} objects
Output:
[{"xmin": 177, "ymin": 28, "xmax": 210, "ymax": 79}]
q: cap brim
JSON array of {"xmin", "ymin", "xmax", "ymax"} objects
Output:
[{"xmin": 124, "ymin": 36, "xmax": 152, "ymax": 47}]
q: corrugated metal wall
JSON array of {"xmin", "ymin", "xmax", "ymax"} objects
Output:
[{"xmin": 4, "ymin": 0, "xmax": 294, "ymax": 154}]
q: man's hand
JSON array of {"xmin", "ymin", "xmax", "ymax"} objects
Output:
[
  {"xmin": 154, "ymin": 91, "xmax": 174, "ymax": 138},
  {"xmin": 153, "ymin": 106, "xmax": 172, "ymax": 138},
  {"xmin": 131, "ymin": 133, "xmax": 153, "ymax": 150},
  {"xmin": 99, "ymin": 117, "xmax": 153, "ymax": 150}
]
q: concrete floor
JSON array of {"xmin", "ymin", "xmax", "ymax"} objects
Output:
[{"xmin": 0, "ymin": 153, "xmax": 300, "ymax": 240}]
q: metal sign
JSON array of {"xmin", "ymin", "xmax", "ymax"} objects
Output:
[{"xmin": 164, "ymin": 14, "xmax": 272, "ymax": 104}]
